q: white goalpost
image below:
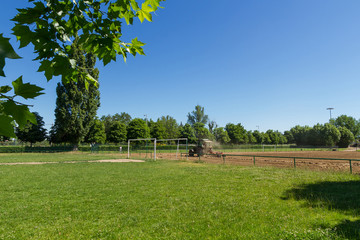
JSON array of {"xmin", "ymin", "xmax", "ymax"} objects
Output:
[{"xmin": 128, "ymin": 138, "xmax": 157, "ymax": 161}]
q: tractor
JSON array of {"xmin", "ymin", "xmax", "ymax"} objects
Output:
[{"xmin": 188, "ymin": 139, "xmax": 222, "ymax": 157}]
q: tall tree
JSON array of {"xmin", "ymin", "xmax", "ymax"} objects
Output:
[
  {"xmin": 85, "ymin": 119, "xmax": 106, "ymax": 144},
  {"xmin": 247, "ymin": 131, "xmax": 257, "ymax": 144},
  {"xmin": 225, "ymin": 123, "xmax": 247, "ymax": 144},
  {"xmin": 193, "ymin": 122, "xmax": 213, "ymax": 141},
  {"xmin": 150, "ymin": 121, "xmax": 167, "ymax": 140},
  {"xmin": 187, "ymin": 105, "xmax": 209, "ymax": 126},
  {"xmin": 107, "ymin": 121, "xmax": 127, "ymax": 143},
  {"xmin": 127, "ymin": 118, "xmax": 150, "ymax": 140},
  {"xmin": 52, "ymin": 41, "xmax": 100, "ymax": 149},
  {"xmin": 337, "ymin": 127, "xmax": 355, "ymax": 148},
  {"xmin": 113, "ymin": 112, "xmax": 132, "ymax": 126},
  {"xmin": 101, "ymin": 112, "xmax": 132, "ymax": 138},
  {"xmin": 290, "ymin": 125, "xmax": 311, "ymax": 146},
  {"xmin": 333, "ymin": 115, "xmax": 360, "ymax": 138},
  {"xmin": 213, "ymin": 127, "xmax": 230, "ymax": 144},
  {"xmin": 208, "ymin": 120, "xmax": 217, "ymax": 134},
  {"xmin": 158, "ymin": 115, "xmax": 179, "ymax": 139},
  {"xmin": 322, "ymin": 123, "xmax": 341, "ymax": 146},
  {"xmin": 253, "ymin": 130, "xmax": 264, "ymax": 144},
  {"xmin": 179, "ymin": 123, "xmax": 197, "ymax": 144},
  {"xmin": 16, "ymin": 112, "xmax": 47, "ymax": 147},
  {"xmin": 283, "ymin": 130, "xmax": 295, "ymax": 144},
  {"xmin": 308, "ymin": 124, "xmax": 323, "ymax": 146}
]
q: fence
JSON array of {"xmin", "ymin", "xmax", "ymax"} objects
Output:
[
  {"xmin": 212, "ymin": 144, "xmax": 341, "ymax": 152},
  {"xmin": 189, "ymin": 153, "xmax": 360, "ymax": 174}
]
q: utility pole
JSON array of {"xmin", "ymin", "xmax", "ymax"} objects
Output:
[{"xmin": 326, "ymin": 108, "xmax": 334, "ymax": 121}]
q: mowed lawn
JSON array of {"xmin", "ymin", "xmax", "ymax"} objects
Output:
[
  {"xmin": 0, "ymin": 154, "xmax": 359, "ymax": 239},
  {"xmin": 0, "ymin": 152, "xmax": 127, "ymax": 163}
]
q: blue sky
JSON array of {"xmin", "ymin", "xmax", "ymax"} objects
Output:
[{"xmin": 1, "ymin": 0, "xmax": 360, "ymax": 132}]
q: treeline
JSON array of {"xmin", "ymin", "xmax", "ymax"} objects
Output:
[
  {"xmin": 287, "ymin": 115, "xmax": 359, "ymax": 147},
  {"xmin": 5, "ymin": 106, "xmax": 359, "ymax": 148}
]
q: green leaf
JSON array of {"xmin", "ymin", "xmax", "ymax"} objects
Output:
[
  {"xmin": 145, "ymin": 0, "xmax": 162, "ymax": 11},
  {"xmin": 123, "ymin": 11, "xmax": 134, "ymax": 25},
  {"xmin": 0, "ymin": 85, "xmax": 12, "ymax": 94},
  {"xmin": 130, "ymin": 0, "xmax": 140, "ymax": 11},
  {"xmin": 85, "ymin": 73, "xmax": 98, "ymax": 88},
  {"xmin": 2, "ymin": 100, "xmax": 36, "ymax": 128},
  {"xmin": 12, "ymin": 25, "xmax": 34, "ymax": 48},
  {"xmin": 0, "ymin": 34, "xmax": 21, "ymax": 59},
  {"xmin": 137, "ymin": 11, "xmax": 145, "ymax": 23},
  {"xmin": 141, "ymin": 2, "xmax": 154, "ymax": 13},
  {"xmin": 12, "ymin": 76, "xmax": 45, "ymax": 99},
  {"xmin": 37, "ymin": 60, "xmax": 54, "ymax": 81},
  {"xmin": 0, "ymin": 114, "xmax": 16, "ymax": 138},
  {"xmin": 138, "ymin": 10, "xmax": 152, "ymax": 22},
  {"xmin": 0, "ymin": 34, "xmax": 21, "ymax": 77}
]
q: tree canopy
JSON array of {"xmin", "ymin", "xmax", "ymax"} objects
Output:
[
  {"xmin": 332, "ymin": 115, "xmax": 360, "ymax": 138},
  {"xmin": 225, "ymin": 123, "xmax": 247, "ymax": 144},
  {"xmin": 127, "ymin": 118, "xmax": 150, "ymax": 140},
  {"xmin": 85, "ymin": 119, "xmax": 106, "ymax": 144},
  {"xmin": 51, "ymin": 40, "xmax": 100, "ymax": 147},
  {"xmin": 107, "ymin": 121, "xmax": 127, "ymax": 143},
  {"xmin": 0, "ymin": 0, "xmax": 164, "ymax": 137},
  {"xmin": 187, "ymin": 105, "xmax": 209, "ymax": 126},
  {"xmin": 16, "ymin": 112, "xmax": 47, "ymax": 146}
]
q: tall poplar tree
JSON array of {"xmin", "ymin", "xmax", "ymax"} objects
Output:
[{"xmin": 51, "ymin": 41, "xmax": 100, "ymax": 149}]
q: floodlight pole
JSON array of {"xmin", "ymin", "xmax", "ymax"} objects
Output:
[
  {"xmin": 326, "ymin": 108, "xmax": 334, "ymax": 121},
  {"xmin": 144, "ymin": 114, "xmax": 148, "ymax": 126}
]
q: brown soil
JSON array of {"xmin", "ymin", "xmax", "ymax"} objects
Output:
[{"xmin": 153, "ymin": 151, "xmax": 360, "ymax": 174}]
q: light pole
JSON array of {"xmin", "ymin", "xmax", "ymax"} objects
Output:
[
  {"xmin": 326, "ymin": 108, "xmax": 334, "ymax": 121},
  {"xmin": 144, "ymin": 114, "xmax": 148, "ymax": 125}
]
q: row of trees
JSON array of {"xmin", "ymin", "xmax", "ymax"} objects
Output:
[{"xmin": 9, "ymin": 101, "xmax": 359, "ymax": 148}]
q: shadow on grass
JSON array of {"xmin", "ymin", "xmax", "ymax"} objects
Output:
[{"xmin": 282, "ymin": 181, "xmax": 360, "ymax": 239}]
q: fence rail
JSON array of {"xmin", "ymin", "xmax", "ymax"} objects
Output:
[{"xmin": 195, "ymin": 154, "xmax": 360, "ymax": 174}]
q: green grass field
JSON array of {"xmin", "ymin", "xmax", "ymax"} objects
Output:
[
  {"xmin": 0, "ymin": 153, "xmax": 359, "ymax": 239},
  {"xmin": 0, "ymin": 152, "xmax": 126, "ymax": 163}
]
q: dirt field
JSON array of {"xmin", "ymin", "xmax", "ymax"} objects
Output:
[{"xmin": 151, "ymin": 151, "xmax": 360, "ymax": 174}]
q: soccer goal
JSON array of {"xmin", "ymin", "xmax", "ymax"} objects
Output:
[
  {"xmin": 128, "ymin": 138, "xmax": 157, "ymax": 161},
  {"xmin": 127, "ymin": 138, "xmax": 188, "ymax": 161},
  {"xmin": 156, "ymin": 138, "xmax": 188, "ymax": 160}
]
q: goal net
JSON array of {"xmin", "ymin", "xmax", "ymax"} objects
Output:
[
  {"xmin": 127, "ymin": 138, "xmax": 157, "ymax": 161},
  {"xmin": 155, "ymin": 138, "xmax": 188, "ymax": 160},
  {"xmin": 127, "ymin": 138, "xmax": 188, "ymax": 161}
]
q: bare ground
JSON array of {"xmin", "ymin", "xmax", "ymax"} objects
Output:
[{"xmin": 142, "ymin": 151, "xmax": 360, "ymax": 174}]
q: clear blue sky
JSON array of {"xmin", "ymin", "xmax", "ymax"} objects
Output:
[{"xmin": 1, "ymin": 0, "xmax": 360, "ymax": 132}]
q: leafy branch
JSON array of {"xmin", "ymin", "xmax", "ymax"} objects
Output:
[{"xmin": 0, "ymin": 0, "xmax": 164, "ymax": 137}]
